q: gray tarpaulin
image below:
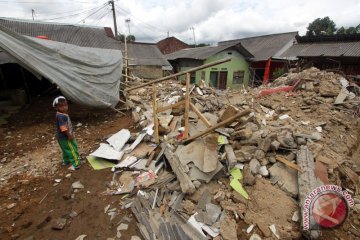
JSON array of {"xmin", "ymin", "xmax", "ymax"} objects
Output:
[{"xmin": 0, "ymin": 24, "xmax": 123, "ymax": 108}]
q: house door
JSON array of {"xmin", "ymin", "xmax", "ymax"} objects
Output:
[
  {"xmin": 219, "ymin": 71, "xmax": 227, "ymax": 89},
  {"xmin": 209, "ymin": 71, "xmax": 218, "ymax": 88}
]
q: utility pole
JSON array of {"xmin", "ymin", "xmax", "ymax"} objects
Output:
[
  {"xmin": 190, "ymin": 26, "xmax": 196, "ymax": 46},
  {"xmin": 167, "ymin": 31, "xmax": 169, "ymax": 38},
  {"xmin": 125, "ymin": 18, "xmax": 131, "ymax": 35},
  {"xmin": 109, "ymin": 0, "xmax": 118, "ymax": 38},
  {"xmin": 31, "ymin": 9, "xmax": 35, "ymax": 21}
]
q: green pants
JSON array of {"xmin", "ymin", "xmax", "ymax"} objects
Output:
[{"xmin": 58, "ymin": 139, "xmax": 80, "ymax": 168}]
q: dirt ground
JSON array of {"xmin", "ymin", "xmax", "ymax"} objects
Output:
[{"xmin": 0, "ymin": 95, "xmax": 142, "ymax": 239}]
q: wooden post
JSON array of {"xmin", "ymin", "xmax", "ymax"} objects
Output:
[
  {"xmin": 190, "ymin": 102, "xmax": 212, "ymax": 128},
  {"xmin": 152, "ymin": 84, "xmax": 159, "ymax": 144},
  {"xmin": 183, "ymin": 109, "xmax": 252, "ymax": 144},
  {"xmin": 184, "ymin": 73, "xmax": 190, "ymax": 139}
]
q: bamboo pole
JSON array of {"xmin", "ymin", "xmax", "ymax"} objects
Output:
[
  {"xmin": 190, "ymin": 102, "xmax": 212, "ymax": 128},
  {"xmin": 152, "ymin": 84, "xmax": 159, "ymax": 144},
  {"xmin": 183, "ymin": 109, "xmax": 252, "ymax": 144},
  {"xmin": 183, "ymin": 73, "xmax": 190, "ymax": 139},
  {"xmin": 125, "ymin": 57, "xmax": 232, "ymax": 92}
]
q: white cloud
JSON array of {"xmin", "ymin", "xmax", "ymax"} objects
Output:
[{"xmin": 0, "ymin": 0, "xmax": 359, "ymax": 43}]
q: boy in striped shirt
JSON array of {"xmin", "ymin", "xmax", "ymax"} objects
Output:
[{"xmin": 53, "ymin": 96, "xmax": 80, "ymax": 170}]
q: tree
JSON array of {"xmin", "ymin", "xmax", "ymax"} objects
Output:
[
  {"xmin": 115, "ymin": 34, "xmax": 136, "ymax": 42},
  {"xmin": 306, "ymin": 17, "xmax": 337, "ymax": 36},
  {"xmin": 336, "ymin": 24, "xmax": 360, "ymax": 34}
]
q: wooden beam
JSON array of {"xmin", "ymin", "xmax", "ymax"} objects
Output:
[
  {"xmin": 125, "ymin": 57, "xmax": 232, "ymax": 92},
  {"xmin": 275, "ymin": 155, "xmax": 303, "ymax": 172},
  {"xmin": 152, "ymin": 84, "xmax": 159, "ymax": 144},
  {"xmin": 183, "ymin": 73, "xmax": 190, "ymax": 139},
  {"xmin": 156, "ymin": 100, "xmax": 185, "ymax": 113},
  {"xmin": 163, "ymin": 146, "xmax": 195, "ymax": 194},
  {"xmin": 183, "ymin": 109, "xmax": 251, "ymax": 144},
  {"xmin": 190, "ymin": 102, "xmax": 212, "ymax": 128}
]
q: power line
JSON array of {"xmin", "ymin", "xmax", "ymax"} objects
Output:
[
  {"xmin": 115, "ymin": 8, "xmax": 164, "ymax": 39},
  {"xmin": 39, "ymin": 3, "xmax": 107, "ymax": 21},
  {"xmin": 0, "ymin": 0, "xmax": 93, "ymax": 3},
  {"xmin": 78, "ymin": 4, "xmax": 109, "ymax": 24},
  {"xmin": 114, "ymin": 3, "xmax": 166, "ymax": 33},
  {"xmin": 36, "ymin": 5, "xmax": 103, "ymax": 19},
  {"xmin": 94, "ymin": 9, "xmax": 111, "ymax": 26}
]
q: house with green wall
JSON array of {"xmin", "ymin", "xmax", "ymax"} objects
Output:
[{"xmin": 165, "ymin": 43, "xmax": 253, "ymax": 89}]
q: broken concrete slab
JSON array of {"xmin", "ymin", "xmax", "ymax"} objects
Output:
[
  {"xmin": 297, "ymin": 146, "xmax": 321, "ymax": 238},
  {"xmin": 176, "ymin": 134, "xmax": 218, "ymax": 173},
  {"xmin": 269, "ymin": 162, "xmax": 298, "ymax": 197},
  {"xmin": 158, "ymin": 115, "xmax": 174, "ymax": 128},
  {"xmin": 224, "ymin": 144, "xmax": 236, "ymax": 170},
  {"xmin": 188, "ymin": 162, "xmax": 223, "ymax": 183},
  {"xmin": 204, "ymin": 203, "xmax": 221, "ymax": 225}
]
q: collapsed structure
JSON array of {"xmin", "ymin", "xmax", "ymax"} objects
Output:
[{"xmin": 85, "ymin": 63, "xmax": 360, "ymax": 239}]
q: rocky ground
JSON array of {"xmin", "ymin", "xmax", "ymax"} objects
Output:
[{"xmin": 0, "ymin": 96, "xmax": 141, "ymax": 239}]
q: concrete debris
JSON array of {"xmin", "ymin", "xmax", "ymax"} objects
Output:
[
  {"xmin": 72, "ymin": 181, "xmax": 84, "ymax": 189},
  {"xmin": 220, "ymin": 215, "xmax": 238, "ymax": 240},
  {"xmin": 52, "ymin": 218, "xmax": 67, "ymax": 230},
  {"xmin": 249, "ymin": 159, "xmax": 261, "ymax": 175},
  {"xmin": 66, "ymin": 66, "xmax": 359, "ymax": 240}
]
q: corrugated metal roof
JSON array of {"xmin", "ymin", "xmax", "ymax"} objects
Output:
[
  {"xmin": 219, "ymin": 32, "xmax": 297, "ymax": 61},
  {"xmin": 0, "ymin": 18, "xmax": 170, "ymax": 67},
  {"xmin": 280, "ymin": 41, "xmax": 360, "ymax": 57},
  {"xmin": 165, "ymin": 42, "xmax": 253, "ymax": 60},
  {"xmin": 121, "ymin": 43, "xmax": 171, "ymax": 66},
  {"xmin": 0, "ymin": 17, "xmax": 120, "ymax": 50}
]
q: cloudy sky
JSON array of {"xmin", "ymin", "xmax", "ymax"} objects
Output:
[{"xmin": 0, "ymin": 0, "xmax": 359, "ymax": 44}]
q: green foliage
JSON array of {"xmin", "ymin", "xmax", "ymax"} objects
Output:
[
  {"xmin": 272, "ymin": 68, "xmax": 285, "ymax": 79},
  {"xmin": 306, "ymin": 16, "xmax": 337, "ymax": 36},
  {"xmin": 336, "ymin": 24, "xmax": 360, "ymax": 34},
  {"xmin": 116, "ymin": 34, "xmax": 136, "ymax": 42},
  {"xmin": 189, "ymin": 43, "xmax": 210, "ymax": 48}
]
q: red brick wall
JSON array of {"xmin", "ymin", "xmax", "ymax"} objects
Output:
[{"xmin": 157, "ymin": 37, "xmax": 189, "ymax": 55}]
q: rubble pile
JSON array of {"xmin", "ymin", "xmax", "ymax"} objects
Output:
[{"xmin": 88, "ymin": 67, "xmax": 360, "ymax": 239}]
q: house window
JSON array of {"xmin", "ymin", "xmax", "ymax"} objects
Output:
[
  {"xmin": 233, "ymin": 71, "xmax": 244, "ymax": 84},
  {"xmin": 221, "ymin": 68, "xmax": 227, "ymax": 70},
  {"xmin": 201, "ymin": 71, "xmax": 205, "ymax": 80},
  {"xmin": 227, "ymin": 52, "xmax": 232, "ymax": 55}
]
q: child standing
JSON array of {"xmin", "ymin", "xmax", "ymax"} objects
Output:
[{"xmin": 53, "ymin": 96, "xmax": 80, "ymax": 170}]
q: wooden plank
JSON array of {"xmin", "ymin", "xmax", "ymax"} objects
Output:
[
  {"xmin": 275, "ymin": 155, "xmax": 303, "ymax": 172},
  {"xmin": 156, "ymin": 100, "xmax": 185, "ymax": 113},
  {"xmin": 183, "ymin": 73, "xmax": 190, "ymax": 139},
  {"xmin": 190, "ymin": 102, "xmax": 212, "ymax": 128},
  {"xmin": 163, "ymin": 146, "xmax": 195, "ymax": 194},
  {"xmin": 152, "ymin": 84, "xmax": 159, "ymax": 144},
  {"xmin": 183, "ymin": 109, "xmax": 251, "ymax": 144},
  {"xmin": 125, "ymin": 57, "xmax": 232, "ymax": 92}
]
